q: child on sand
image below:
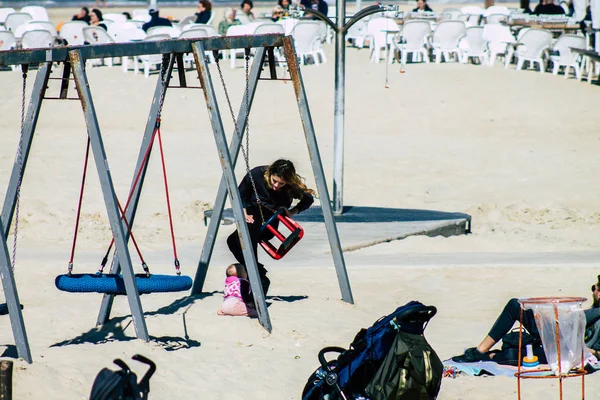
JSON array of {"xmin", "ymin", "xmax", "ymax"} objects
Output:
[{"xmin": 217, "ymin": 263, "xmax": 257, "ymax": 317}]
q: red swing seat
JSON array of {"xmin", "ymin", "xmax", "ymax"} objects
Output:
[{"xmin": 259, "ymin": 209, "xmax": 304, "ymax": 260}]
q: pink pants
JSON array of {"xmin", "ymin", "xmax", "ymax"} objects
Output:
[{"xmin": 217, "ymin": 297, "xmax": 257, "ymax": 317}]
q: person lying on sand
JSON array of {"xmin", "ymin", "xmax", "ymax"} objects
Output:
[{"xmin": 452, "ymin": 275, "xmax": 600, "ymax": 363}]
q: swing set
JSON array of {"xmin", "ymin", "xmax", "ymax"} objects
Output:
[{"xmin": 0, "ymin": 35, "xmax": 353, "ymax": 364}]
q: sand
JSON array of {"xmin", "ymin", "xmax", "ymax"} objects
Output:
[{"xmin": 1, "ymin": 4, "xmax": 600, "ymax": 399}]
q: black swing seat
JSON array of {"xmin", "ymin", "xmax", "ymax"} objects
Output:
[
  {"xmin": 55, "ymin": 273, "xmax": 192, "ymax": 295},
  {"xmin": 280, "ymin": 227, "xmax": 302, "ymax": 252}
]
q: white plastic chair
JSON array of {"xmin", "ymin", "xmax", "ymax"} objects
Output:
[
  {"xmin": 132, "ymin": 9, "xmax": 151, "ymax": 23},
  {"xmin": 4, "ymin": 13, "xmax": 32, "ymax": 33},
  {"xmin": 483, "ymin": 5, "xmax": 510, "ymax": 17},
  {"xmin": 20, "ymin": 6, "xmax": 49, "ymax": 21},
  {"xmin": 291, "ymin": 21, "xmax": 324, "ymax": 65},
  {"xmin": 183, "ymin": 23, "xmax": 219, "ymax": 37},
  {"xmin": 0, "ymin": 8, "xmax": 16, "ymax": 24},
  {"xmin": 549, "ymin": 34, "xmax": 586, "ymax": 78},
  {"xmin": 390, "ymin": 20, "xmax": 431, "ymax": 64},
  {"xmin": 26, "ymin": 21, "xmax": 56, "ymax": 36},
  {"xmin": 346, "ymin": 20, "xmax": 367, "ymax": 48},
  {"xmin": 179, "ymin": 28, "xmax": 216, "ymax": 66},
  {"xmin": 483, "ymin": 24, "xmax": 515, "ymax": 66},
  {"xmin": 460, "ymin": 26, "xmax": 487, "ymax": 64},
  {"xmin": 226, "ymin": 25, "xmax": 250, "ymax": 68},
  {"xmin": 441, "ymin": 8, "xmax": 462, "ymax": 20},
  {"xmin": 146, "ymin": 25, "xmax": 181, "ymax": 38},
  {"xmin": 237, "ymin": 13, "xmax": 251, "ymax": 25},
  {"xmin": 254, "ymin": 23, "xmax": 284, "ymax": 34},
  {"xmin": 513, "ymin": 28, "xmax": 553, "ymax": 72},
  {"xmin": 21, "ymin": 29, "xmax": 54, "ymax": 49},
  {"xmin": 0, "ymin": 30, "xmax": 17, "ymax": 70},
  {"xmin": 108, "ymin": 21, "xmax": 139, "ymax": 41},
  {"xmin": 179, "ymin": 15, "xmax": 197, "ymax": 27},
  {"xmin": 366, "ymin": 17, "xmax": 399, "ymax": 63},
  {"xmin": 486, "ymin": 14, "xmax": 508, "ymax": 24},
  {"xmin": 59, "ymin": 21, "xmax": 87, "ymax": 46},
  {"xmin": 431, "ymin": 20, "xmax": 466, "ymax": 63},
  {"xmin": 83, "ymin": 26, "xmax": 115, "ymax": 67},
  {"xmin": 103, "ymin": 13, "xmax": 128, "ymax": 23},
  {"xmin": 135, "ymin": 34, "xmax": 170, "ymax": 78}
]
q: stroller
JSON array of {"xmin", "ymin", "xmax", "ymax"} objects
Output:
[{"xmin": 302, "ymin": 301, "xmax": 443, "ymax": 400}]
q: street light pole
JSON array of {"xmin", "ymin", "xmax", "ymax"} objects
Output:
[{"xmin": 294, "ymin": 4, "xmax": 399, "ymax": 215}]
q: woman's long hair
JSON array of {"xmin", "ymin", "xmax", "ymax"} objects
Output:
[{"xmin": 264, "ymin": 159, "xmax": 315, "ymax": 196}]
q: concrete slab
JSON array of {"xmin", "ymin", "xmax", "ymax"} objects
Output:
[{"xmin": 204, "ymin": 205, "xmax": 471, "ymax": 253}]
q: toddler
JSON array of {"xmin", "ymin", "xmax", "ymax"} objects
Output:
[{"xmin": 217, "ymin": 263, "xmax": 257, "ymax": 317}]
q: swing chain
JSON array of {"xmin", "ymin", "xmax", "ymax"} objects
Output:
[
  {"xmin": 214, "ymin": 48, "xmax": 274, "ymax": 226},
  {"xmin": 12, "ymin": 64, "xmax": 28, "ymax": 271},
  {"xmin": 155, "ymin": 56, "xmax": 169, "ymax": 129}
]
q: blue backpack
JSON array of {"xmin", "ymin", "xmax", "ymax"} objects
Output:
[{"xmin": 302, "ymin": 301, "xmax": 441, "ymax": 400}]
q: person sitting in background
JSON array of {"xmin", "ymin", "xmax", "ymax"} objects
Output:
[
  {"xmin": 195, "ymin": 0, "xmax": 213, "ymax": 24},
  {"xmin": 72, "ymin": 7, "xmax": 91, "ymax": 23},
  {"xmin": 271, "ymin": 6, "xmax": 285, "ymax": 22},
  {"xmin": 240, "ymin": 0, "xmax": 256, "ymax": 21},
  {"xmin": 412, "ymin": 0, "xmax": 433, "ymax": 13},
  {"xmin": 278, "ymin": 0, "xmax": 292, "ymax": 12},
  {"xmin": 142, "ymin": 8, "xmax": 173, "ymax": 32},
  {"xmin": 89, "ymin": 9, "xmax": 107, "ymax": 31},
  {"xmin": 122, "ymin": 11, "xmax": 132, "ymax": 20},
  {"xmin": 218, "ymin": 7, "xmax": 241, "ymax": 36},
  {"xmin": 301, "ymin": 0, "xmax": 328, "ymax": 15},
  {"xmin": 535, "ymin": 0, "xmax": 565, "ymax": 15}
]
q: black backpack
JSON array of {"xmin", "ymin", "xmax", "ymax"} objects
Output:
[{"xmin": 89, "ymin": 355, "xmax": 156, "ymax": 400}]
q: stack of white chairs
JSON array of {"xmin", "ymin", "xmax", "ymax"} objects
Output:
[
  {"xmin": 21, "ymin": 30, "xmax": 54, "ymax": 49},
  {"xmin": 4, "ymin": 13, "xmax": 32, "ymax": 33},
  {"xmin": 291, "ymin": 21, "xmax": 325, "ymax": 65},
  {"xmin": 83, "ymin": 26, "xmax": 116, "ymax": 67},
  {"xmin": 431, "ymin": 20, "xmax": 466, "ymax": 63},
  {"xmin": 512, "ymin": 28, "xmax": 553, "ymax": 72},
  {"xmin": 389, "ymin": 20, "xmax": 431, "ymax": 64},
  {"xmin": 460, "ymin": 26, "xmax": 487, "ymax": 64},
  {"xmin": 482, "ymin": 24, "xmax": 515, "ymax": 66},
  {"xmin": 135, "ymin": 34, "xmax": 170, "ymax": 78},
  {"xmin": 549, "ymin": 34, "xmax": 586, "ymax": 78},
  {"xmin": 0, "ymin": 8, "xmax": 16, "ymax": 25},
  {"xmin": 366, "ymin": 17, "xmax": 399, "ymax": 63},
  {"xmin": 133, "ymin": 9, "xmax": 151, "ymax": 23},
  {"xmin": 59, "ymin": 21, "xmax": 87, "ymax": 45},
  {"xmin": 146, "ymin": 26, "xmax": 181, "ymax": 38},
  {"xmin": 20, "ymin": 6, "xmax": 49, "ymax": 22}
]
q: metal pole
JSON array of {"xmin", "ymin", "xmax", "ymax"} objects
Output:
[
  {"xmin": 191, "ymin": 48, "xmax": 266, "ymax": 295},
  {"xmin": 70, "ymin": 50, "xmax": 149, "ymax": 341},
  {"xmin": 97, "ymin": 54, "xmax": 175, "ymax": 326},
  {"xmin": 332, "ymin": 0, "xmax": 346, "ymax": 216},
  {"xmin": 283, "ymin": 37, "xmax": 354, "ymax": 304},
  {"xmin": 192, "ymin": 41, "xmax": 272, "ymax": 332}
]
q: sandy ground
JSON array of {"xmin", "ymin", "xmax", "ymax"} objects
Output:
[{"xmin": 1, "ymin": 4, "xmax": 600, "ymax": 399}]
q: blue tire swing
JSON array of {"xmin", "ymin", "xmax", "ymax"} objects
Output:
[{"xmin": 55, "ymin": 117, "xmax": 192, "ymax": 295}]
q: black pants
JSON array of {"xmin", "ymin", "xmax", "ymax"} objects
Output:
[
  {"xmin": 226, "ymin": 207, "xmax": 275, "ymax": 296},
  {"xmin": 488, "ymin": 298, "xmax": 540, "ymax": 342}
]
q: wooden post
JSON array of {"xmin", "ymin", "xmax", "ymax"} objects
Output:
[
  {"xmin": 0, "ymin": 360, "xmax": 13, "ymax": 400},
  {"xmin": 484, "ymin": 0, "xmax": 495, "ymax": 8}
]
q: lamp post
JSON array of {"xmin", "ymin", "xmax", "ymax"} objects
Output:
[{"xmin": 292, "ymin": 3, "xmax": 399, "ymax": 215}]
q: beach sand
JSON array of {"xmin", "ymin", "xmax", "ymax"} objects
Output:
[{"xmin": 1, "ymin": 4, "xmax": 600, "ymax": 399}]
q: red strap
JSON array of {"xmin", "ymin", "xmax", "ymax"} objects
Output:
[
  {"xmin": 68, "ymin": 137, "xmax": 91, "ymax": 274},
  {"xmin": 156, "ymin": 127, "xmax": 180, "ymax": 273}
]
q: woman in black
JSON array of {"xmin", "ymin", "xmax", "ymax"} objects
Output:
[
  {"xmin": 227, "ymin": 159, "xmax": 315, "ymax": 296},
  {"xmin": 195, "ymin": 0, "xmax": 213, "ymax": 24}
]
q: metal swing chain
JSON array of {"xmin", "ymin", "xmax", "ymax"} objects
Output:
[
  {"xmin": 214, "ymin": 49, "xmax": 274, "ymax": 225},
  {"xmin": 12, "ymin": 65, "xmax": 28, "ymax": 271}
]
